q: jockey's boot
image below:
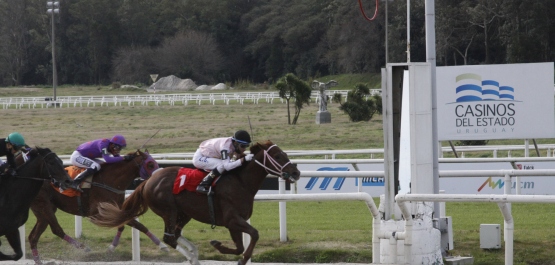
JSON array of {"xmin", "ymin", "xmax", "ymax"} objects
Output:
[
  {"xmin": 0, "ymin": 164, "xmax": 16, "ymax": 178},
  {"xmin": 196, "ymin": 169, "xmax": 220, "ymax": 195},
  {"xmin": 71, "ymin": 168, "xmax": 97, "ymax": 192}
]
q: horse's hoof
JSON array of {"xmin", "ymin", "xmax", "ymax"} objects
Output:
[
  {"xmin": 107, "ymin": 244, "xmax": 116, "ymax": 252},
  {"xmin": 159, "ymin": 242, "xmax": 170, "ymax": 252},
  {"xmin": 237, "ymin": 259, "xmax": 245, "ymax": 265},
  {"xmin": 210, "ymin": 240, "xmax": 221, "ymax": 247}
]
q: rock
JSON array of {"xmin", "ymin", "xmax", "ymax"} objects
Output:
[
  {"xmin": 195, "ymin": 85, "xmax": 210, "ymax": 91},
  {"xmin": 211, "ymin": 83, "xmax": 227, "ymax": 90},
  {"xmin": 150, "ymin": 75, "xmax": 197, "ymax": 91}
]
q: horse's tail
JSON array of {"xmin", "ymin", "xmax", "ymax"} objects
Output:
[{"xmin": 90, "ymin": 180, "xmax": 150, "ymax": 228}]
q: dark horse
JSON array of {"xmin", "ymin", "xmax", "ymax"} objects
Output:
[
  {"xmin": 28, "ymin": 149, "xmax": 166, "ymax": 265},
  {"xmin": 91, "ymin": 140, "xmax": 300, "ymax": 265},
  {"xmin": 0, "ymin": 147, "xmax": 72, "ymax": 261}
]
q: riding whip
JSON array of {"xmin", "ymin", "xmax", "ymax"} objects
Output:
[
  {"xmin": 139, "ymin": 128, "xmax": 161, "ymax": 150},
  {"xmin": 247, "ymin": 115, "xmax": 255, "ymax": 142}
]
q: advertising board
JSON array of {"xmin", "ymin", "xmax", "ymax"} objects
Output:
[{"xmin": 436, "ymin": 63, "xmax": 554, "ymax": 140}]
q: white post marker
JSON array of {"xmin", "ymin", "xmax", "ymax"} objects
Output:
[{"xmin": 150, "ymin": 74, "xmax": 159, "ymax": 94}]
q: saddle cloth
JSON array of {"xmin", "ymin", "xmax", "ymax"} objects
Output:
[
  {"xmin": 172, "ymin": 167, "xmax": 211, "ymax": 194},
  {"xmin": 50, "ymin": 166, "xmax": 93, "ymax": 197}
]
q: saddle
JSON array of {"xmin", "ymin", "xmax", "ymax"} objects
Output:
[
  {"xmin": 50, "ymin": 166, "xmax": 94, "ymax": 197},
  {"xmin": 172, "ymin": 167, "xmax": 212, "ymax": 194}
]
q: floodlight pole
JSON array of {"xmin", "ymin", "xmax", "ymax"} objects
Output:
[{"xmin": 47, "ymin": 1, "xmax": 59, "ymax": 102}]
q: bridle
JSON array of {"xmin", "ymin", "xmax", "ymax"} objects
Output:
[
  {"xmin": 14, "ymin": 151, "xmax": 59, "ymax": 181},
  {"xmin": 133, "ymin": 151, "xmax": 158, "ymax": 180},
  {"xmin": 253, "ymin": 144, "xmax": 293, "ymax": 180}
]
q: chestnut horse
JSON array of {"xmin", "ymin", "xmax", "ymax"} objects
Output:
[
  {"xmin": 91, "ymin": 140, "xmax": 300, "ymax": 265},
  {"xmin": 0, "ymin": 147, "xmax": 72, "ymax": 262},
  {"xmin": 28, "ymin": 149, "xmax": 166, "ymax": 265}
]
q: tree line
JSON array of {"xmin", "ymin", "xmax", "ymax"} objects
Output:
[{"xmin": 0, "ymin": 0, "xmax": 553, "ymax": 87}]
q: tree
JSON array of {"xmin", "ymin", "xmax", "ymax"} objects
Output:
[
  {"xmin": 275, "ymin": 73, "xmax": 312, "ymax": 125},
  {"xmin": 340, "ymin": 83, "xmax": 381, "ymax": 122},
  {"xmin": 155, "ymin": 30, "xmax": 224, "ymax": 84},
  {"xmin": 0, "ymin": 0, "xmax": 49, "ymax": 85},
  {"xmin": 466, "ymin": 0, "xmax": 504, "ymax": 64},
  {"xmin": 111, "ymin": 46, "xmax": 156, "ymax": 84}
]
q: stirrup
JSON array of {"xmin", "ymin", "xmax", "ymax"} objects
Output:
[
  {"xmin": 71, "ymin": 183, "xmax": 83, "ymax": 193},
  {"xmin": 196, "ymin": 185, "xmax": 213, "ymax": 195}
]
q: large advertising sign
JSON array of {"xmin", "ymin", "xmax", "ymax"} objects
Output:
[
  {"xmin": 437, "ymin": 63, "xmax": 554, "ymax": 140},
  {"xmin": 262, "ymin": 161, "xmax": 555, "ymax": 197}
]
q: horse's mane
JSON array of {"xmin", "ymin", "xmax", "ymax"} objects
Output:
[
  {"xmin": 21, "ymin": 146, "xmax": 52, "ymax": 160},
  {"xmin": 249, "ymin": 140, "xmax": 274, "ymax": 155}
]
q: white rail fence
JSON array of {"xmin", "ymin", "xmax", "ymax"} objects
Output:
[
  {"xmin": 50, "ymin": 143, "xmax": 555, "ymax": 161},
  {"xmin": 17, "ymin": 148, "xmax": 555, "ymax": 263},
  {"xmin": 77, "ymin": 167, "xmax": 555, "ymax": 264},
  {"xmin": 0, "ymin": 89, "xmax": 382, "ymax": 109}
]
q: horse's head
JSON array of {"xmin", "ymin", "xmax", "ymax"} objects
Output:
[
  {"xmin": 126, "ymin": 149, "xmax": 159, "ymax": 180},
  {"xmin": 25, "ymin": 147, "xmax": 73, "ymax": 190},
  {"xmin": 249, "ymin": 140, "xmax": 300, "ymax": 182}
]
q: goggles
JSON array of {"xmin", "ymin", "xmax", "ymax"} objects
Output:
[{"xmin": 112, "ymin": 144, "xmax": 123, "ymax": 151}]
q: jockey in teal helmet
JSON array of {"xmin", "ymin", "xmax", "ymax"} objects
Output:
[{"xmin": 0, "ymin": 132, "xmax": 28, "ymax": 177}]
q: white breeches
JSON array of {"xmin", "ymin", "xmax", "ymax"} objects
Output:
[{"xmin": 70, "ymin": 151, "xmax": 102, "ymax": 171}]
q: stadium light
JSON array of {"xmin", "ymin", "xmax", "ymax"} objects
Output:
[{"xmin": 47, "ymin": 1, "xmax": 60, "ymax": 102}]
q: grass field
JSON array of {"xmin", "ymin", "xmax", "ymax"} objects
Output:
[{"xmin": 1, "ymin": 83, "xmax": 555, "ymax": 264}]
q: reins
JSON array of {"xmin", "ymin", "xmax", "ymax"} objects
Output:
[
  {"xmin": 253, "ymin": 145, "xmax": 291, "ymax": 177},
  {"xmin": 91, "ymin": 152, "xmax": 145, "ymax": 195},
  {"xmin": 14, "ymin": 151, "xmax": 56, "ymax": 181}
]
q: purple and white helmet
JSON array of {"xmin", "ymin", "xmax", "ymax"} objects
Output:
[{"xmin": 110, "ymin": 134, "xmax": 127, "ymax": 148}]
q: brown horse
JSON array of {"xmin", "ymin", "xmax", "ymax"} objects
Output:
[
  {"xmin": 91, "ymin": 140, "xmax": 300, "ymax": 265},
  {"xmin": 0, "ymin": 147, "xmax": 72, "ymax": 262},
  {"xmin": 28, "ymin": 149, "xmax": 166, "ymax": 265}
]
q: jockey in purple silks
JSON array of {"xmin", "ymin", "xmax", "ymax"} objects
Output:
[
  {"xmin": 69, "ymin": 134, "xmax": 132, "ymax": 191},
  {"xmin": 194, "ymin": 130, "xmax": 254, "ymax": 194}
]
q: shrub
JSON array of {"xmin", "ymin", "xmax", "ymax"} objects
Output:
[{"xmin": 339, "ymin": 83, "xmax": 381, "ymax": 122}]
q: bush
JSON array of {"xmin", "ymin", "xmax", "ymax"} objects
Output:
[
  {"xmin": 456, "ymin": 140, "xmax": 489, "ymax": 146},
  {"xmin": 339, "ymin": 83, "xmax": 381, "ymax": 122},
  {"xmin": 332, "ymin": 93, "xmax": 342, "ymax": 103}
]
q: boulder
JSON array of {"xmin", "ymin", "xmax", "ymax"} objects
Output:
[
  {"xmin": 195, "ymin": 85, "xmax": 210, "ymax": 91},
  {"xmin": 211, "ymin": 83, "xmax": 227, "ymax": 90},
  {"xmin": 150, "ymin": 75, "xmax": 197, "ymax": 91}
]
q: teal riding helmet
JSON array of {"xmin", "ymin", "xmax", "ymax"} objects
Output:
[{"xmin": 6, "ymin": 132, "xmax": 26, "ymax": 148}]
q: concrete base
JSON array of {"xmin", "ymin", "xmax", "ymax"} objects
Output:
[
  {"xmin": 444, "ymin": 256, "xmax": 474, "ymax": 265},
  {"xmin": 315, "ymin": 111, "xmax": 331, "ymax": 124}
]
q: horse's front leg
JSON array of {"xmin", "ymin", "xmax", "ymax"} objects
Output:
[
  {"xmin": 0, "ymin": 229, "xmax": 23, "ymax": 261},
  {"xmin": 210, "ymin": 222, "xmax": 259, "ymax": 265}
]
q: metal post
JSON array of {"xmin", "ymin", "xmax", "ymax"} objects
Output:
[
  {"xmin": 407, "ymin": 0, "xmax": 410, "ymax": 62},
  {"xmin": 52, "ymin": 11, "xmax": 57, "ymax": 102},
  {"xmin": 47, "ymin": 1, "xmax": 59, "ymax": 102}
]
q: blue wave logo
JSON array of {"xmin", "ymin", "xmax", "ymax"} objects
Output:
[
  {"xmin": 455, "ymin": 73, "xmax": 515, "ymax": 102},
  {"xmin": 305, "ymin": 167, "xmax": 347, "ymax": 190}
]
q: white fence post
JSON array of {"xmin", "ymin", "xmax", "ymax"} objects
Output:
[{"xmin": 75, "ymin": 216, "xmax": 82, "ymax": 238}]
